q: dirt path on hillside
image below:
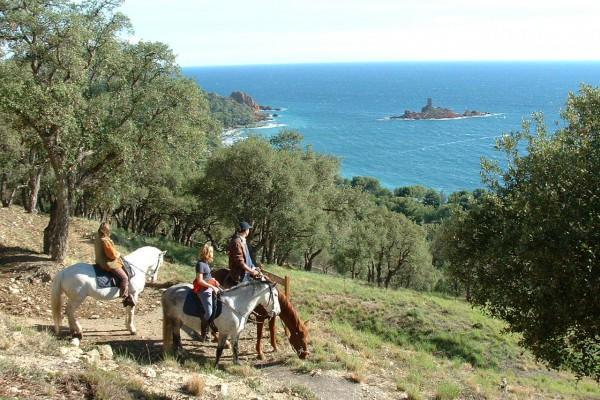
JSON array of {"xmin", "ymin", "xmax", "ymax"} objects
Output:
[
  {"xmin": 26, "ymin": 304, "xmax": 385, "ymax": 399},
  {"xmin": 0, "ymin": 207, "xmax": 390, "ymax": 399}
]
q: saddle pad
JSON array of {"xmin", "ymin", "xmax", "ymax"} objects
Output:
[
  {"xmin": 93, "ymin": 263, "xmax": 133, "ymax": 289},
  {"xmin": 182, "ymin": 290, "xmax": 222, "ymax": 320},
  {"xmin": 94, "ymin": 265, "xmax": 118, "ymax": 289}
]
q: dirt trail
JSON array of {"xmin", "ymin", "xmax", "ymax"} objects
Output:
[
  {"xmin": 32, "ymin": 301, "xmax": 384, "ymax": 399},
  {"xmin": 0, "ymin": 207, "xmax": 390, "ymax": 399}
]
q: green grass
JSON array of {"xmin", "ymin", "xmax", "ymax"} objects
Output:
[
  {"xmin": 261, "ymin": 264, "xmax": 600, "ymax": 400},
  {"xmin": 434, "ymin": 382, "xmax": 461, "ymax": 399},
  {"xmin": 91, "ymin": 234, "xmax": 600, "ymax": 400}
]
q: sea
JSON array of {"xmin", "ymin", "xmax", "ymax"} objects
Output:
[{"xmin": 183, "ymin": 62, "xmax": 600, "ymax": 193}]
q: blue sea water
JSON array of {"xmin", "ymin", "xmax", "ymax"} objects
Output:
[{"xmin": 184, "ymin": 62, "xmax": 600, "ymax": 193}]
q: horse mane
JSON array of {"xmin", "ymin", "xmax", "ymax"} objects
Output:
[
  {"xmin": 222, "ymin": 279, "xmax": 269, "ymax": 294},
  {"xmin": 277, "ymin": 292, "xmax": 308, "ymax": 336}
]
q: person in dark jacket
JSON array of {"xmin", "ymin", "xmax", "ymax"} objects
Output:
[{"xmin": 227, "ymin": 221, "xmax": 260, "ymax": 285}]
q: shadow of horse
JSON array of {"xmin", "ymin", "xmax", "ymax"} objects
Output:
[{"xmin": 34, "ymin": 323, "xmax": 251, "ymax": 366}]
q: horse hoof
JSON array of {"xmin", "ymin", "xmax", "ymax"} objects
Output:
[
  {"xmin": 256, "ymin": 353, "xmax": 265, "ymax": 360},
  {"xmin": 130, "ymin": 330, "xmax": 137, "ymax": 336},
  {"xmin": 70, "ymin": 337, "xmax": 80, "ymax": 347}
]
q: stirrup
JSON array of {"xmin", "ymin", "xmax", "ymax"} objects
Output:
[{"xmin": 122, "ymin": 295, "xmax": 136, "ymax": 307}]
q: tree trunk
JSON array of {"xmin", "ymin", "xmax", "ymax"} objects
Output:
[
  {"xmin": 1, "ymin": 174, "xmax": 16, "ymax": 208},
  {"xmin": 304, "ymin": 248, "xmax": 322, "ymax": 271},
  {"xmin": 25, "ymin": 167, "xmax": 42, "ymax": 213},
  {"xmin": 43, "ymin": 182, "xmax": 70, "ymax": 261}
]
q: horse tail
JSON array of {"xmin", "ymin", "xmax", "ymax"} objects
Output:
[
  {"xmin": 51, "ymin": 269, "xmax": 64, "ymax": 335},
  {"xmin": 161, "ymin": 295, "xmax": 174, "ymax": 354}
]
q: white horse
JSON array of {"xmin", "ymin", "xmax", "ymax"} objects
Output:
[
  {"xmin": 51, "ymin": 246, "xmax": 166, "ymax": 344},
  {"xmin": 161, "ymin": 279, "xmax": 280, "ymax": 366}
]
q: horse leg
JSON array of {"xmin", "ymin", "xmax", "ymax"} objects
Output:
[
  {"xmin": 172, "ymin": 319, "xmax": 183, "ymax": 352},
  {"xmin": 256, "ymin": 319, "xmax": 265, "ymax": 360},
  {"xmin": 269, "ymin": 316, "xmax": 279, "ymax": 352},
  {"xmin": 162, "ymin": 315, "xmax": 174, "ymax": 355},
  {"xmin": 65, "ymin": 295, "xmax": 85, "ymax": 346},
  {"xmin": 232, "ymin": 336, "xmax": 240, "ymax": 365},
  {"xmin": 126, "ymin": 305, "xmax": 136, "ymax": 335},
  {"xmin": 215, "ymin": 333, "xmax": 229, "ymax": 367}
]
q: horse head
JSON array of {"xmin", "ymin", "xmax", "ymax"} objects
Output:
[
  {"xmin": 151, "ymin": 250, "xmax": 167, "ymax": 283},
  {"xmin": 289, "ymin": 319, "xmax": 310, "ymax": 359},
  {"xmin": 259, "ymin": 279, "xmax": 281, "ymax": 318}
]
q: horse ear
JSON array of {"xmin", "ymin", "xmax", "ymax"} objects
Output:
[{"xmin": 161, "ymin": 251, "xmax": 167, "ymax": 256}]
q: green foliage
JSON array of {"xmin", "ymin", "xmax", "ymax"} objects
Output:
[
  {"xmin": 206, "ymin": 91, "xmax": 256, "ymax": 128},
  {"xmin": 196, "ymin": 136, "xmax": 340, "ymax": 266},
  {"xmin": 0, "ymin": 0, "xmax": 218, "ymax": 259},
  {"xmin": 442, "ymin": 85, "xmax": 600, "ymax": 380},
  {"xmin": 265, "ymin": 264, "xmax": 600, "ymax": 399},
  {"xmin": 269, "ymin": 129, "xmax": 304, "ymax": 151}
]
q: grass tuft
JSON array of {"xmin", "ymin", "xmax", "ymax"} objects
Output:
[
  {"xmin": 182, "ymin": 374, "xmax": 205, "ymax": 397},
  {"xmin": 226, "ymin": 364, "xmax": 257, "ymax": 377},
  {"xmin": 434, "ymin": 381, "xmax": 461, "ymax": 400}
]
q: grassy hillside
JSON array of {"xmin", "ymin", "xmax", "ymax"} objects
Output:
[
  {"xmin": 0, "ymin": 206, "xmax": 597, "ymax": 399},
  {"xmin": 260, "ymin": 265, "xmax": 598, "ymax": 400},
  {"xmin": 110, "ymin": 228, "xmax": 599, "ymax": 399}
]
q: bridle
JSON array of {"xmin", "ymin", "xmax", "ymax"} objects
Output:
[
  {"xmin": 220, "ymin": 280, "xmax": 278, "ymax": 318},
  {"xmin": 288, "ymin": 329, "xmax": 310, "ymax": 358},
  {"xmin": 127, "ymin": 252, "xmax": 163, "ymax": 280}
]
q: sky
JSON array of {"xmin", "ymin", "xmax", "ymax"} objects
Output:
[{"xmin": 119, "ymin": 0, "xmax": 600, "ymax": 67}]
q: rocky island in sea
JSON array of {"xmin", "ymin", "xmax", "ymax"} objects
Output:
[{"xmin": 390, "ymin": 98, "xmax": 490, "ymax": 120}]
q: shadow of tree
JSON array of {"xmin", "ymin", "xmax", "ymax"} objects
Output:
[{"xmin": 0, "ymin": 245, "xmax": 52, "ymax": 272}]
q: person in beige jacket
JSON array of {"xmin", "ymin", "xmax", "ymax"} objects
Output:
[{"xmin": 94, "ymin": 222, "xmax": 131, "ymax": 303}]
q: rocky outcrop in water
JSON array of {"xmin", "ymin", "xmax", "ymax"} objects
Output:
[
  {"xmin": 229, "ymin": 91, "xmax": 281, "ymax": 122},
  {"xmin": 230, "ymin": 91, "xmax": 260, "ymax": 111},
  {"xmin": 390, "ymin": 98, "xmax": 489, "ymax": 120}
]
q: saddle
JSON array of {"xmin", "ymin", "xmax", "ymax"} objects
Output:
[
  {"xmin": 182, "ymin": 290, "xmax": 222, "ymax": 321},
  {"xmin": 93, "ymin": 259, "xmax": 135, "ymax": 289}
]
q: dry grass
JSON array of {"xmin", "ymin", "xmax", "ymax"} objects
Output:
[
  {"xmin": 348, "ymin": 371, "xmax": 367, "ymax": 383},
  {"xmin": 226, "ymin": 364, "xmax": 257, "ymax": 377},
  {"xmin": 182, "ymin": 374, "xmax": 205, "ymax": 397}
]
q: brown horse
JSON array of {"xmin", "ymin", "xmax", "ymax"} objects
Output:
[{"xmin": 211, "ymin": 269, "xmax": 310, "ymax": 360}]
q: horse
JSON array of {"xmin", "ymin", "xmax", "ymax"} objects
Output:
[
  {"xmin": 161, "ymin": 278, "xmax": 280, "ymax": 366},
  {"xmin": 51, "ymin": 246, "xmax": 166, "ymax": 345},
  {"xmin": 212, "ymin": 268, "xmax": 310, "ymax": 360}
]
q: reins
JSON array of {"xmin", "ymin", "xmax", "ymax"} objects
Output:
[
  {"xmin": 219, "ymin": 280, "xmax": 276, "ymax": 319},
  {"xmin": 126, "ymin": 252, "xmax": 162, "ymax": 279}
]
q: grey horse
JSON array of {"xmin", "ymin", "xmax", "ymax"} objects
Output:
[{"xmin": 161, "ymin": 279, "xmax": 280, "ymax": 365}]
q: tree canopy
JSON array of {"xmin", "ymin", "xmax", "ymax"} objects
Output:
[{"xmin": 438, "ymin": 86, "xmax": 600, "ymax": 380}]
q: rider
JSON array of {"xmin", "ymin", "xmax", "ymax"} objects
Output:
[
  {"xmin": 192, "ymin": 243, "xmax": 221, "ymax": 322},
  {"xmin": 227, "ymin": 221, "xmax": 260, "ymax": 285},
  {"xmin": 94, "ymin": 222, "xmax": 134, "ymax": 306}
]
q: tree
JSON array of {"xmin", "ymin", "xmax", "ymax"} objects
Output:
[
  {"xmin": 0, "ymin": 0, "xmax": 215, "ymax": 260},
  {"xmin": 269, "ymin": 129, "xmax": 303, "ymax": 152},
  {"xmin": 197, "ymin": 137, "xmax": 340, "ymax": 265},
  {"xmin": 447, "ymin": 86, "xmax": 600, "ymax": 380}
]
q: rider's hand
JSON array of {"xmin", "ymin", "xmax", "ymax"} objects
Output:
[{"xmin": 251, "ymin": 269, "xmax": 259, "ymax": 277}]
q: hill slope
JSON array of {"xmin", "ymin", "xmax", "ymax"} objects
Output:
[{"xmin": 0, "ymin": 206, "xmax": 598, "ymax": 399}]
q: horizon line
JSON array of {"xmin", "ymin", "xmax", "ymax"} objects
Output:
[{"xmin": 181, "ymin": 59, "xmax": 600, "ymax": 68}]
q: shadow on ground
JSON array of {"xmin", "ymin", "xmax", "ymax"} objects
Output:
[{"xmin": 0, "ymin": 246, "xmax": 53, "ymax": 273}]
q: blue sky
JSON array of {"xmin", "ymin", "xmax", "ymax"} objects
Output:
[{"xmin": 119, "ymin": 0, "xmax": 600, "ymax": 66}]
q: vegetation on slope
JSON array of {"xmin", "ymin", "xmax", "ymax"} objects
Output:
[{"xmin": 264, "ymin": 265, "xmax": 600, "ymax": 399}]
